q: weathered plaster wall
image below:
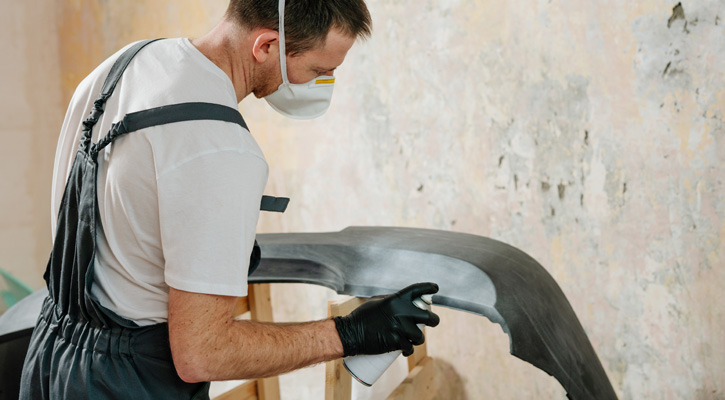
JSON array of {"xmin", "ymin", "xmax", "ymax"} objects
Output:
[
  {"xmin": 2, "ymin": 0, "xmax": 723, "ymax": 399},
  {"xmin": 246, "ymin": 0, "xmax": 725, "ymax": 398},
  {"xmin": 0, "ymin": 0, "xmax": 227, "ymax": 289},
  {"xmin": 54, "ymin": 0, "xmax": 228, "ymax": 101},
  {"xmin": 0, "ymin": 0, "xmax": 64, "ymax": 289}
]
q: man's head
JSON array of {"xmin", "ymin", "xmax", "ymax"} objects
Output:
[
  {"xmin": 226, "ymin": 0, "xmax": 372, "ymax": 98},
  {"xmin": 226, "ymin": 0, "xmax": 372, "ymax": 55}
]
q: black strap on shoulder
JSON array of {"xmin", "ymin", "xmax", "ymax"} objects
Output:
[
  {"xmin": 79, "ymin": 39, "xmax": 290, "ymax": 213},
  {"xmin": 92, "ymin": 102, "xmax": 248, "ymax": 154},
  {"xmin": 80, "ymin": 39, "xmax": 162, "ymax": 152},
  {"xmin": 90, "ymin": 102, "xmax": 289, "ymax": 213},
  {"xmin": 99, "ymin": 39, "xmax": 164, "ymax": 102}
]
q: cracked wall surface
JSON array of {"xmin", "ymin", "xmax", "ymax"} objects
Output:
[
  {"xmin": 247, "ymin": 1, "xmax": 724, "ymax": 398},
  {"xmin": 1, "ymin": 0, "xmax": 723, "ymax": 399}
]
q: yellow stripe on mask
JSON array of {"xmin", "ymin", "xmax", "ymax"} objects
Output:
[{"xmin": 315, "ymin": 78, "xmax": 335, "ymax": 84}]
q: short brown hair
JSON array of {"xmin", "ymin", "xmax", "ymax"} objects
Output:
[{"xmin": 226, "ymin": 0, "xmax": 372, "ymax": 55}]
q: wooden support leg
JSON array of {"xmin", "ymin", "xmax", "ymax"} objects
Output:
[
  {"xmin": 325, "ymin": 297, "xmax": 366, "ymax": 400},
  {"xmin": 386, "ymin": 357, "xmax": 436, "ymax": 400},
  {"xmin": 212, "ymin": 285, "xmax": 277, "ymax": 400},
  {"xmin": 248, "ymin": 284, "xmax": 281, "ymax": 400},
  {"xmin": 233, "ymin": 296, "xmax": 249, "ymax": 317},
  {"xmin": 325, "ymin": 355, "xmax": 351, "ymax": 400},
  {"xmin": 212, "ymin": 381, "xmax": 259, "ymax": 400},
  {"xmin": 406, "ymin": 327, "xmax": 427, "ymax": 372}
]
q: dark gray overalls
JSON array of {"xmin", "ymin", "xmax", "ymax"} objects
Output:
[{"xmin": 20, "ymin": 39, "xmax": 288, "ymax": 399}]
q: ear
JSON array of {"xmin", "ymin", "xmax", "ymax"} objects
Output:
[{"xmin": 251, "ymin": 30, "xmax": 280, "ymax": 63}]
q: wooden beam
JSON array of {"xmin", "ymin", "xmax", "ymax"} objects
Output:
[
  {"xmin": 248, "ymin": 284, "xmax": 274, "ymax": 322},
  {"xmin": 325, "ymin": 356, "xmax": 352, "ymax": 400},
  {"xmin": 406, "ymin": 327, "xmax": 427, "ymax": 372},
  {"xmin": 213, "ymin": 380, "xmax": 258, "ymax": 400},
  {"xmin": 386, "ymin": 357, "xmax": 436, "ymax": 400},
  {"xmin": 329, "ymin": 297, "xmax": 366, "ymax": 317},
  {"xmin": 325, "ymin": 297, "xmax": 366, "ymax": 400},
  {"xmin": 248, "ymin": 284, "xmax": 280, "ymax": 400},
  {"xmin": 233, "ymin": 296, "xmax": 249, "ymax": 317}
]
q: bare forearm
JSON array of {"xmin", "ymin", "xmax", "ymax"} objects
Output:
[
  {"xmin": 168, "ymin": 282, "xmax": 441, "ymax": 383},
  {"xmin": 211, "ymin": 319, "xmax": 342, "ymax": 380},
  {"xmin": 168, "ymin": 288, "xmax": 344, "ymax": 382}
]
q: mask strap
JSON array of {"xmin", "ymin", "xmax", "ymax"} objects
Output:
[{"xmin": 277, "ymin": 0, "xmax": 290, "ymax": 85}]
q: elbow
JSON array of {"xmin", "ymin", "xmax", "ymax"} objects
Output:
[
  {"xmin": 170, "ymin": 333, "xmax": 214, "ymax": 383},
  {"xmin": 167, "ymin": 287, "xmax": 237, "ymax": 382},
  {"xmin": 172, "ymin": 349, "xmax": 213, "ymax": 383}
]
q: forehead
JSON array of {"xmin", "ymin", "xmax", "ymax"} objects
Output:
[{"xmin": 297, "ymin": 28, "xmax": 356, "ymax": 68}]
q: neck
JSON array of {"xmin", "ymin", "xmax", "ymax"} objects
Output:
[{"xmin": 191, "ymin": 19, "xmax": 253, "ymax": 103}]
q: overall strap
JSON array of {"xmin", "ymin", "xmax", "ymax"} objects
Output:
[
  {"xmin": 91, "ymin": 102, "xmax": 289, "ymax": 213},
  {"xmin": 91, "ymin": 102, "xmax": 248, "ymax": 155},
  {"xmin": 80, "ymin": 39, "xmax": 163, "ymax": 152},
  {"xmin": 77, "ymin": 38, "xmax": 289, "ymax": 213}
]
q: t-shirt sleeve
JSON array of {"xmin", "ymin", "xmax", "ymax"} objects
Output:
[{"xmin": 157, "ymin": 148, "xmax": 268, "ymax": 297}]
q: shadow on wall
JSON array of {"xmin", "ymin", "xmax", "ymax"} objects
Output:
[{"xmin": 433, "ymin": 359, "xmax": 468, "ymax": 400}]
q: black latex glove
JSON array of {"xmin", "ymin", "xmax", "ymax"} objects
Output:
[{"xmin": 333, "ymin": 282, "xmax": 440, "ymax": 357}]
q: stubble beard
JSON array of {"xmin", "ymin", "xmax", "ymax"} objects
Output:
[{"xmin": 252, "ymin": 65, "xmax": 282, "ymax": 99}]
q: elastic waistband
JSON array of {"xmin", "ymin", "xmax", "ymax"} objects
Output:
[{"xmin": 38, "ymin": 296, "xmax": 173, "ymax": 360}]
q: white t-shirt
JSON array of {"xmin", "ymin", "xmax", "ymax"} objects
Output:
[{"xmin": 51, "ymin": 39, "xmax": 268, "ymax": 326}]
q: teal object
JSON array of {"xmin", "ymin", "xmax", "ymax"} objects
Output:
[{"xmin": 0, "ymin": 269, "xmax": 33, "ymax": 312}]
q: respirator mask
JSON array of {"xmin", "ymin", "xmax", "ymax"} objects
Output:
[{"xmin": 264, "ymin": 0, "xmax": 335, "ymax": 119}]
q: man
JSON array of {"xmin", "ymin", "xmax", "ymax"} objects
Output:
[{"xmin": 20, "ymin": 0, "xmax": 439, "ymax": 398}]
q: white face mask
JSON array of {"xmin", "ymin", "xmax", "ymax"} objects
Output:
[{"xmin": 264, "ymin": 0, "xmax": 335, "ymax": 120}]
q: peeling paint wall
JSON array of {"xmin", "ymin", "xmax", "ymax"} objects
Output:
[
  {"xmin": 1, "ymin": 0, "xmax": 723, "ymax": 399},
  {"xmin": 247, "ymin": 1, "xmax": 725, "ymax": 398}
]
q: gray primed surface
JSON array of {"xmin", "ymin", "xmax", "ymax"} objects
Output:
[
  {"xmin": 1, "ymin": 226, "xmax": 616, "ymax": 399},
  {"xmin": 252, "ymin": 227, "xmax": 617, "ymax": 400},
  {"xmin": 0, "ymin": 289, "xmax": 46, "ymax": 337}
]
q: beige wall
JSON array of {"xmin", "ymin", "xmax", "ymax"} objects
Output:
[
  {"xmin": 0, "ymin": 0, "xmax": 227, "ymax": 287},
  {"xmin": 252, "ymin": 1, "xmax": 724, "ymax": 398},
  {"xmin": 0, "ymin": 0, "xmax": 64, "ymax": 289},
  {"xmin": 1, "ymin": 0, "xmax": 723, "ymax": 399}
]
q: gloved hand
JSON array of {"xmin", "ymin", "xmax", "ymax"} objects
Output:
[{"xmin": 333, "ymin": 282, "xmax": 440, "ymax": 357}]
